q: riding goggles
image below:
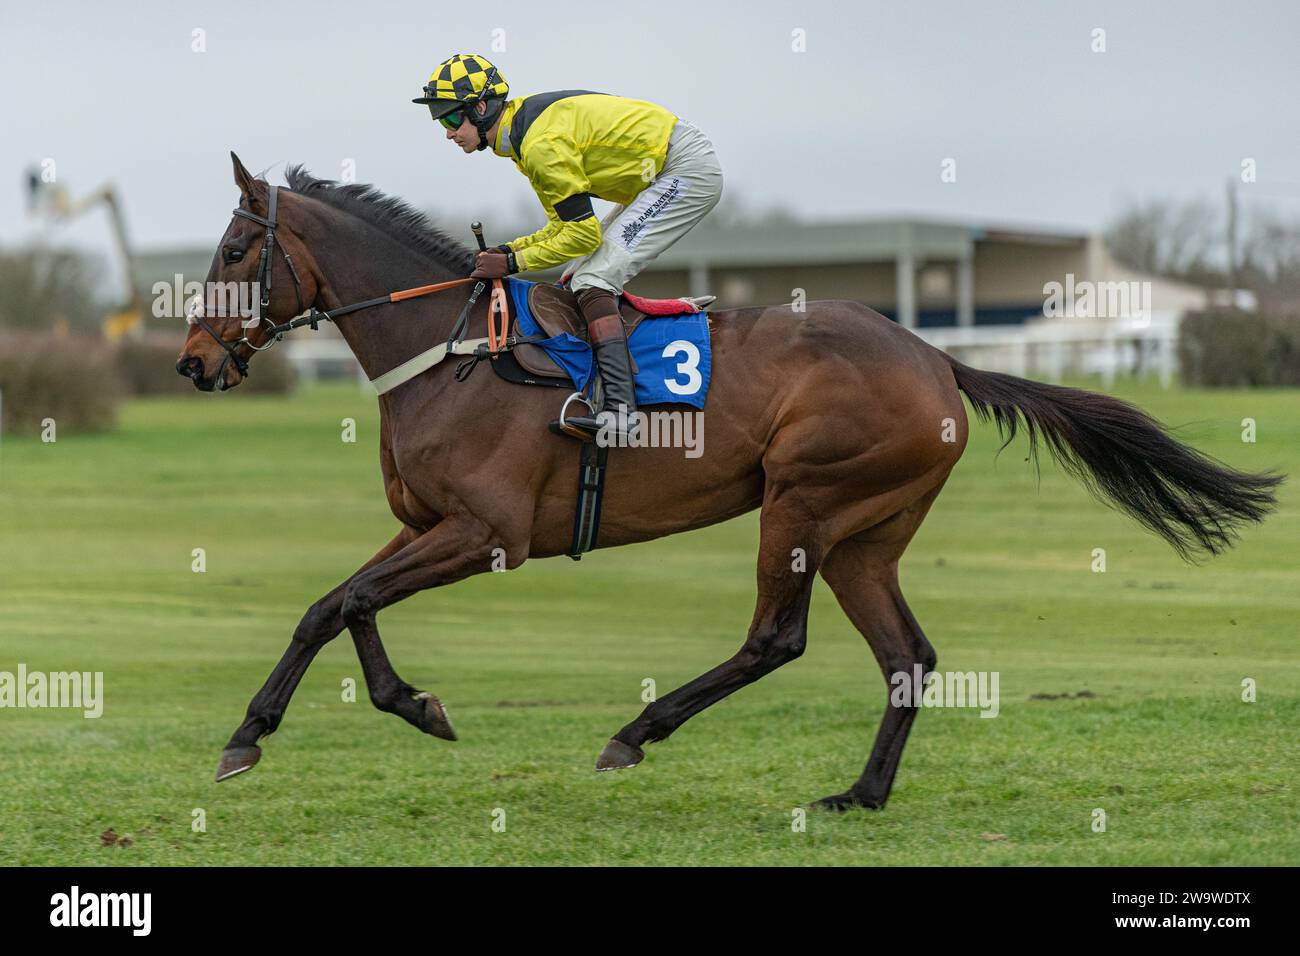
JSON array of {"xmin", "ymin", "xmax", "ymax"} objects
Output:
[{"xmin": 435, "ymin": 106, "xmax": 466, "ymax": 131}]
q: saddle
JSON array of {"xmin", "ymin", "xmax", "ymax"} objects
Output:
[
  {"xmin": 511, "ymin": 284, "xmax": 714, "ymax": 381},
  {"xmin": 487, "ymin": 281, "xmax": 714, "ymax": 563}
]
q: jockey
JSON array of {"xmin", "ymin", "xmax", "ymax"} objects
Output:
[{"xmin": 413, "ymin": 53, "xmax": 723, "ymax": 439}]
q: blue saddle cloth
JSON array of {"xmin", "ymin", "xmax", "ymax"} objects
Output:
[{"xmin": 505, "ymin": 278, "xmax": 711, "ymax": 409}]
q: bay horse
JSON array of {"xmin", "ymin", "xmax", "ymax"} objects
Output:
[{"xmin": 178, "ymin": 154, "xmax": 1280, "ymax": 810}]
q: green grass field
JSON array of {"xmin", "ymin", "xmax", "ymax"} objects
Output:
[{"xmin": 0, "ymin": 378, "xmax": 1296, "ymax": 866}]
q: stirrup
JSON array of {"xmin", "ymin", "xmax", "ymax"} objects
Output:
[{"xmin": 549, "ymin": 391, "xmax": 598, "ymax": 441}]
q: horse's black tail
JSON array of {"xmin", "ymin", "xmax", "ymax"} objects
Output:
[{"xmin": 946, "ymin": 356, "xmax": 1282, "ymax": 560}]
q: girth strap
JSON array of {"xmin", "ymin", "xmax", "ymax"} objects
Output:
[{"xmin": 568, "ymin": 441, "xmax": 610, "ymax": 559}]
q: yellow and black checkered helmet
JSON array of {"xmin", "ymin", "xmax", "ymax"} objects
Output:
[{"xmin": 412, "ymin": 54, "xmax": 509, "ymax": 118}]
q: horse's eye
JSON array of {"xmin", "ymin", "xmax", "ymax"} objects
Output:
[{"xmin": 224, "ymin": 248, "xmax": 244, "ymax": 264}]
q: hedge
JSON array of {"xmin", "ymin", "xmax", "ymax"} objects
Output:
[
  {"xmin": 1178, "ymin": 310, "xmax": 1300, "ymax": 387},
  {"xmin": 0, "ymin": 333, "xmax": 121, "ymax": 436},
  {"xmin": 116, "ymin": 334, "xmax": 297, "ymax": 395}
]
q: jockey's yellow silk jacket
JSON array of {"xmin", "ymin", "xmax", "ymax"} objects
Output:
[{"xmin": 491, "ymin": 91, "xmax": 677, "ymax": 271}]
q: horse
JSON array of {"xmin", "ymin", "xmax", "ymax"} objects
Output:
[{"xmin": 177, "ymin": 153, "xmax": 1281, "ymax": 810}]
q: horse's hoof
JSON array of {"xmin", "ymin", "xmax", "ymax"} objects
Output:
[
  {"xmin": 595, "ymin": 738, "xmax": 644, "ymax": 771},
  {"xmin": 413, "ymin": 692, "xmax": 457, "ymax": 741},
  {"xmin": 215, "ymin": 745, "xmax": 262, "ymax": 782},
  {"xmin": 811, "ymin": 790, "xmax": 884, "ymax": 812}
]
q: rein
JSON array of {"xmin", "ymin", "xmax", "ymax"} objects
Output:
[{"xmin": 189, "ymin": 185, "xmax": 519, "ymax": 393}]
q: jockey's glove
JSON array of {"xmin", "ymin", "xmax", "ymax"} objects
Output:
[{"xmin": 471, "ymin": 248, "xmax": 517, "ymax": 278}]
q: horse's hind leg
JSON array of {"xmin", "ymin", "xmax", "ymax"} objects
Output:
[
  {"xmin": 596, "ymin": 486, "xmax": 821, "ymax": 769},
  {"xmin": 812, "ymin": 488, "xmax": 943, "ymax": 810},
  {"xmin": 216, "ymin": 527, "xmax": 418, "ymax": 781}
]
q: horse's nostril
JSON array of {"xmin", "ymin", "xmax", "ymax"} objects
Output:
[{"xmin": 176, "ymin": 356, "xmax": 203, "ymax": 379}]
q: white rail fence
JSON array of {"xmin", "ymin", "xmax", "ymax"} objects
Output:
[
  {"xmin": 283, "ymin": 335, "xmax": 370, "ymax": 390},
  {"xmin": 914, "ymin": 312, "xmax": 1182, "ymax": 386}
]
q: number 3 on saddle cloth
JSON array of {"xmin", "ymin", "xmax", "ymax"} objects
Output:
[{"xmin": 496, "ymin": 277, "xmax": 712, "ymax": 410}]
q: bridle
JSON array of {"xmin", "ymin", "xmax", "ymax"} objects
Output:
[
  {"xmin": 234, "ymin": 182, "xmax": 307, "ymax": 321},
  {"xmin": 188, "ymin": 185, "xmax": 305, "ymax": 384},
  {"xmin": 187, "ymin": 184, "xmax": 499, "ymax": 389}
]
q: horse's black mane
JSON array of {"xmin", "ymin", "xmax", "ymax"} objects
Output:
[{"xmin": 284, "ymin": 165, "xmax": 475, "ymax": 274}]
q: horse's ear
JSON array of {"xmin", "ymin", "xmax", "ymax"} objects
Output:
[{"xmin": 230, "ymin": 151, "xmax": 259, "ymax": 200}]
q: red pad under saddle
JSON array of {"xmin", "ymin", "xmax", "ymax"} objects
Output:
[
  {"xmin": 619, "ymin": 290, "xmax": 700, "ymax": 315},
  {"xmin": 554, "ymin": 275, "xmax": 700, "ymax": 315}
]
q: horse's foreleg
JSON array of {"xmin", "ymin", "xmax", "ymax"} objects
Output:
[
  {"xmin": 340, "ymin": 513, "xmax": 503, "ymax": 739},
  {"xmin": 216, "ymin": 527, "xmax": 418, "ymax": 782},
  {"xmin": 596, "ymin": 489, "xmax": 820, "ymax": 770}
]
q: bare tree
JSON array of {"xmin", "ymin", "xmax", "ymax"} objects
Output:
[
  {"xmin": 1238, "ymin": 206, "xmax": 1300, "ymax": 311},
  {"xmin": 0, "ymin": 245, "xmax": 106, "ymax": 331},
  {"xmin": 1105, "ymin": 198, "xmax": 1224, "ymax": 286}
]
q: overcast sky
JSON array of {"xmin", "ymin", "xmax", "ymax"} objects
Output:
[{"xmin": 3, "ymin": 0, "xmax": 1298, "ymax": 258}]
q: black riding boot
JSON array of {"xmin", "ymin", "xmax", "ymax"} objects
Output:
[{"xmin": 552, "ymin": 291, "xmax": 639, "ymax": 442}]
